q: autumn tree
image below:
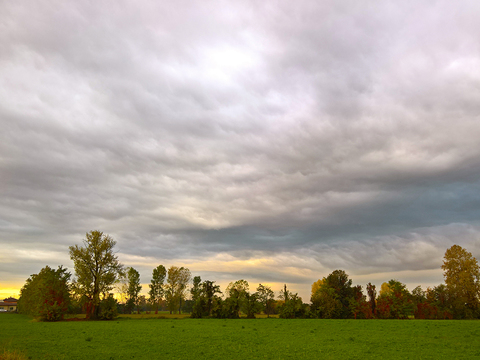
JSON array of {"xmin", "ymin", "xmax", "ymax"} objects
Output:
[
  {"xmin": 126, "ymin": 267, "xmax": 142, "ymax": 314},
  {"xmin": 442, "ymin": 245, "xmax": 480, "ymax": 318},
  {"xmin": 348, "ymin": 285, "xmax": 371, "ymax": 319},
  {"xmin": 69, "ymin": 230, "xmax": 124, "ymax": 320},
  {"xmin": 149, "ymin": 265, "xmax": 166, "ymax": 314},
  {"xmin": 411, "ymin": 286, "xmax": 428, "ymax": 319},
  {"xmin": 378, "ymin": 282, "xmax": 392, "ymax": 297},
  {"xmin": 311, "ymin": 279, "xmax": 324, "ymax": 302},
  {"xmin": 18, "ymin": 265, "xmax": 71, "ymax": 321},
  {"xmin": 413, "ymin": 285, "xmax": 447, "ymax": 320},
  {"xmin": 376, "ymin": 279, "xmax": 412, "ymax": 319},
  {"xmin": 165, "ymin": 266, "xmax": 191, "ymax": 314}
]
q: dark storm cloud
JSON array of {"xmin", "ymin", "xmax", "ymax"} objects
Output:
[{"xmin": 2, "ymin": 0, "xmax": 480, "ymax": 298}]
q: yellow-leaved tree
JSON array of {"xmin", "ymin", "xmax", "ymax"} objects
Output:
[
  {"xmin": 379, "ymin": 282, "xmax": 392, "ymax": 297},
  {"xmin": 311, "ymin": 278, "xmax": 325, "ymax": 301},
  {"xmin": 441, "ymin": 244, "xmax": 480, "ymax": 319}
]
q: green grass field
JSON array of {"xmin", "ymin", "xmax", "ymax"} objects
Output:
[{"xmin": 1, "ymin": 313, "xmax": 479, "ymax": 359}]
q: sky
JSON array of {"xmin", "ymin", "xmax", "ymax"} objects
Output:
[{"xmin": 1, "ymin": 0, "xmax": 480, "ymax": 301}]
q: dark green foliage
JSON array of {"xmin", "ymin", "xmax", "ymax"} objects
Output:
[
  {"xmin": 324, "ymin": 270, "xmax": 354, "ymax": 318},
  {"xmin": 17, "ymin": 265, "xmax": 71, "ymax": 321},
  {"xmin": 99, "ymin": 294, "xmax": 118, "ymax": 320},
  {"xmin": 221, "ymin": 280, "xmax": 258, "ymax": 319},
  {"xmin": 425, "ymin": 284, "xmax": 453, "ymax": 319},
  {"xmin": 125, "ymin": 298, "xmax": 135, "ymax": 314},
  {"xmin": 190, "ymin": 276, "xmax": 202, "ymax": 303},
  {"xmin": 311, "ymin": 270, "xmax": 357, "ymax": 319},
  {"xmin": 210, "ymin": 297, "xmax": 225, "ymax": 318},
  {"xmin": 182, "ymin": 299, "xmax": 194, "ymax": 314},
  {"xmin": 191, "ymin": 279, "xmax": 222, "ymax": 318},
  {"xmin": 202, "ymin": 281, "xmax": 222, "ymax": 316},
  {"xmin": 311, "ymin": 285, "xmax": 341, "ymax": 318},
  {"xmin": 278, "ymin": 285, "xmax": 308, "ymax": 319},
  {"xmin": 256, "ymin": 284, "xmax": 275, "ymax": 317},
  {"xmin": 126, "ymin": 267, "xmax": 142, "ymax": 314},
  {"xmin": 191, "ymin": 297, "xmax": 207, "ymax": 318},
  {"xmin": 148, "ymin": 265, "xmax": 166, "ymax": 314},
  {"xmin": 243, "ymin": 292, "xmax": 260, "ymax": 319},
  {"xmin": 222, "ymin": 292, "xmax": 241, "ymax": 319},
  {"xmin": 278, "ymin": 296, "xmax": 308, "ymax": 319}
]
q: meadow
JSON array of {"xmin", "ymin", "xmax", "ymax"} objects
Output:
[{"xmin": 1, "ymin": 313, "xmax": 479, "ymax": 359}]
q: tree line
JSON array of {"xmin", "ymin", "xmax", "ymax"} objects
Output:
[{"xmin": 17, "ymin": 231, "xmax": 480, "ymax": 321}]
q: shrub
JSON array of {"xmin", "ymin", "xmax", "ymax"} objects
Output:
[
  {"xmin": 99, "ymin": 294, "xmax": 118, "ymax": 320},
  {"xmin": 17, "ymin": 265, "xmax": 71, "ymax": 321}
]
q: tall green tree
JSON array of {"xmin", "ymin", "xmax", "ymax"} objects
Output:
[
  {"xmin": 165, "ymin": 266, "xmax": 191, "ymax": 314},
  {"xmin": 191, "ymin": 279, "xmax": 222, "ymax": 318},
  {"xmin": 69, "ymin": 230, "xmax": 124, "ymax": 320},
  {"xmin": 201, "ymin": 280, "xmax": 222, "ymax": 316},
  {"xmin": 190, "ymin": 276, "xmax": 202, "ymax": 304},
  {"xmin": 311, "ymin": 284, "xmax": 341, "ymax": 318},
  {"xmin": 149, "ymin": 265, "xmax": 166, "ymax": 314},
  {"xmin": 441, "ymin": 244, "xmax": 480, "ymax": 318},
  {"xmin": 225, "ymin": 280, "xmax": 250, "ymax": 318},
  {"xmin": 18, "ymin": 265, "xmax": 71, "ymax": 321},
  {"xmin": 126, "ymin": 267, "xmax": 142, "ymax": 314},
  {"xmin": 243, "ymin": 291, "xmax": 260, "ymax": 319},
  {"xmin": 311, "ymin": 270, "xmax": 355, "ymax": 319}
]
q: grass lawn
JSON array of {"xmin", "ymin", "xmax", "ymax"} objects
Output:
[{"xmin": 1, "ymin": 313, "xmax": 479, "ymax": 359}]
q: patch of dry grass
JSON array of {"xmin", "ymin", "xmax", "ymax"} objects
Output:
[{"xmin": 0, "ymin": 349, "xmax": 27, "ymax": 360}]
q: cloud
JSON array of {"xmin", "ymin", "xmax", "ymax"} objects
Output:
[{"xmin": 1, "ymin": 0, "xmax": 480, "ymax": 299}]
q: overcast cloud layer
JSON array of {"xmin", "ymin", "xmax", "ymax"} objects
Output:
[{"xmin": 2, "ymin": 0, "xmax": 480, "ymax": 299}]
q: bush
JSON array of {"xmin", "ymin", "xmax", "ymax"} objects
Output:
[
  {"xmin": 99, "ymin": 294, "xmax": 118, "ymax": 320},
  {"xmin": 17, "ymin": 265, "xmax": 71, "ymax": 321}
]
